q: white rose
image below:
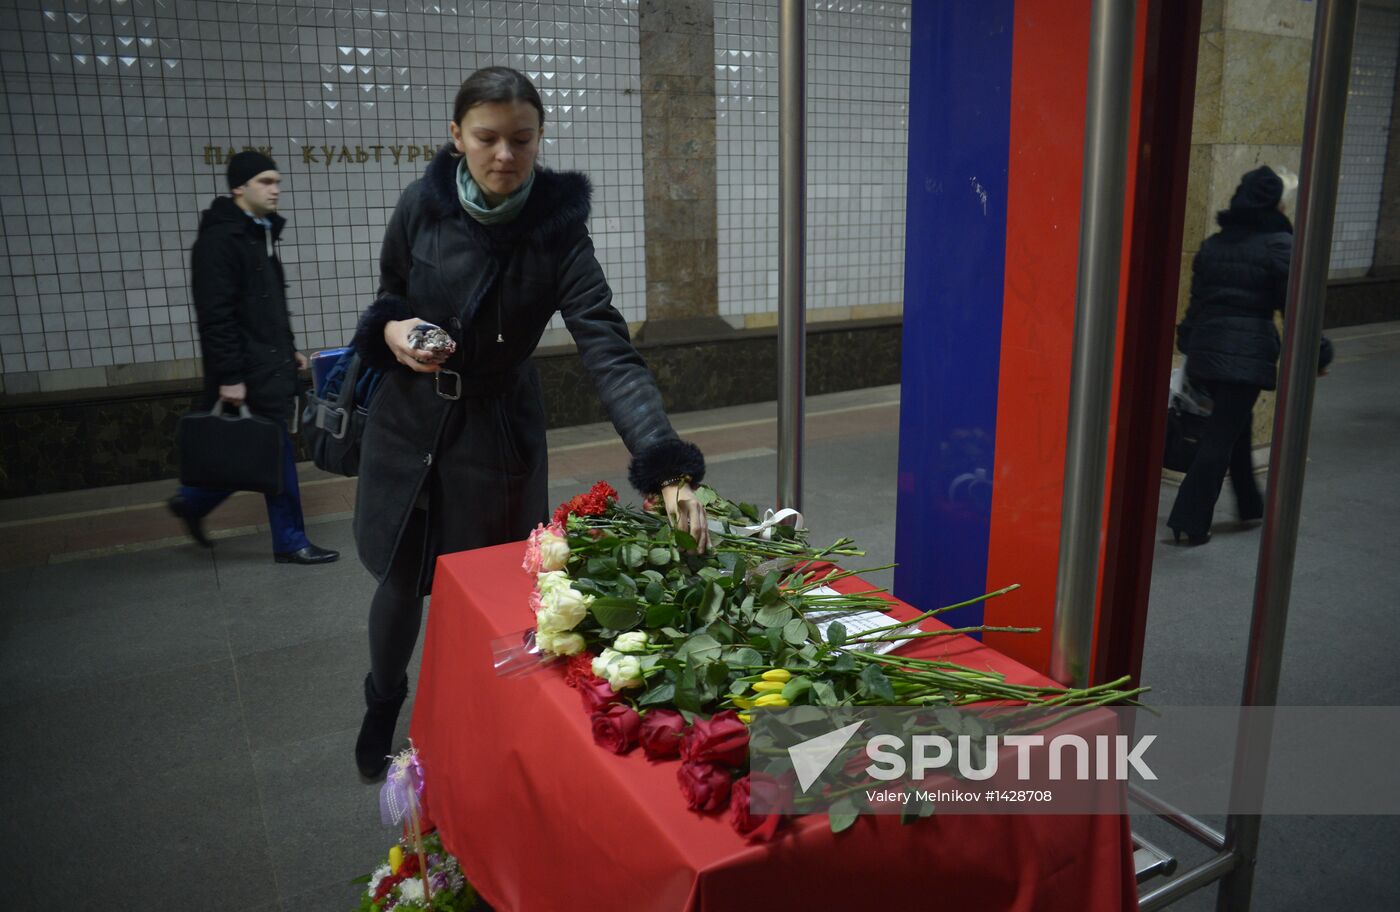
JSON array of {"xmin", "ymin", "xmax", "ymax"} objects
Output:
[
  {"xmin": 538, "ymin": 629, "xmax": 586, "ymax": 657},
  {"xmin": 536, "ymin": 570, "xmax": 571, "ymax": 597},
  {"xmin": 613, "ymin": 631, "xmax": 650, "ymax": 654},
  {"xmin": 605, "ymin": 654, "xmax": 644, "ymax": 690},
  {"xmin": 539, "ymin": 585, "xmax": 590, "ymax": 630},
  {"xmin": 539, "ymin": 532, "xmax": 570, "ymax": 571},
  {"xmin": 592, "ymin": 647, "xmax": 621, "ymax": 678}
]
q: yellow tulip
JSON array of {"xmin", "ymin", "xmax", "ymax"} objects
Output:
[
  {"xmin": 751, "ymin": 681, "xmax": 786, "ymax": 693},
  {"xmin": 753, "ymin": 693, "xmax": 790, "ymax": 707},
  {"xmin": 388, "ymin": 845, "xmax": 404, "ymax": 874},
  {"xmin": 761, "ymin": 669, "xmax": 792, "ymax": 683},
  {"xmin": 726, "ymin": 695, "xmax": 755, "ymax": 709},
  {"xmin": 738, "ymin": 712, "xmax": 753, "ymax": 723}
]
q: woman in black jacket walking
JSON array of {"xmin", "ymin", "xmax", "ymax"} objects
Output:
[
  {"xmin": 1167, "ymin": 165, "xmax": 1298, "ymax": 545},
  {"xmin": 349, "ymin": 68, "xmax": 710, "ymax": 778}
]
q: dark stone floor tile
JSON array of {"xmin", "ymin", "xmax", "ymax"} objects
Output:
[
  {"xmin": 0, "ymin": 659, "xmax": 245, "ymax": 802},
  {"xmin": 0, "ymin": 589, "xmax": 229, "ymax": 704},
  {"xmin": 253, "ymin": 730, "xmax": 408, "ymax": 904},
  {"xmin": 0, "ymin": 754, "xmax": 277, "ymax": 910}
]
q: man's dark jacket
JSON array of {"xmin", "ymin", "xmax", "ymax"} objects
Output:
[
  {"xmin": 191, "ymin": 196, "xmax": 298, "ymax": 420},
  {"xmin": 351, "ymin": 144, "xmax": 703, "ymax": 588},
  {"xmin": 1177, "ymin": 206, "xmax": 1292, "ymax": 390}
]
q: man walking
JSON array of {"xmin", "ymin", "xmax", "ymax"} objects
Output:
[{"xmin": 168, "ymin": 151, "xmax": 338, "ymax": 565}]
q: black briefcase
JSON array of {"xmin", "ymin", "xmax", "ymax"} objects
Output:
[
  {"xmin": 1163, "ymin": 406, "xmax": 1206, "ymax": 473},
  {"xmin": 176, "ymin": 402, "xmax": 284, "ymax": 495}
]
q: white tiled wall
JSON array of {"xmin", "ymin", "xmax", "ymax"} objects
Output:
[
  {"xmin": 1329, "ymin": 4, "xmax": 1398, "ymax": 275},
  {"xmin": 0, "ymin": 0, "xmax": 645, "ymax": 388},
  {"xmin": 714, "ymin": 0, "xmax": 910, "ymax": 318}
]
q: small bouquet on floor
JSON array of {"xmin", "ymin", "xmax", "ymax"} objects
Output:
[
  {"xmin": 354, "ymin": 746, "xmax": 479, "ymax": 911},
  {"xmin": 355, "ymin": 830, "xmax": 476, "ymax": 912}
]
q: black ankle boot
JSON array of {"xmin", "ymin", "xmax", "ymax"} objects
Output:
[{"xmin": 356, "ymin": 672, "xmax": 408, "ymax": 781}]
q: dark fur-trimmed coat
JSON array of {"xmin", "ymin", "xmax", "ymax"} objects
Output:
[{"xmin": 351, "ymin": 144, "xmax": 703, "ymax": 587}]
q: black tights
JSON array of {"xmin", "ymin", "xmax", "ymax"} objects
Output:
[
  {"xmin": 368, "ymin": 508, "xmax": 427, "ymax": 696},
  {"xmin": 1167, "ymin": 381, "xmax": 1264, "ymax": 537}
]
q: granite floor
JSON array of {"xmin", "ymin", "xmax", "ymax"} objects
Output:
[{"xmin": 1, "ymin": 323, "xmax": 1397, "ymax": 910}]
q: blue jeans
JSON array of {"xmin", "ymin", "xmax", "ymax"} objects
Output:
[{"xmin": 177, "ymin": 428, "xmax": 311, "ymax": 554}]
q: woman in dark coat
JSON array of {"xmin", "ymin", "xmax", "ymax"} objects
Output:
[
  {"xmin": 1167, "ymin": 165, "xmax": 1298, "ymax": 545},
  {"xmin": 350, "ymin": 68, "xmax": 710, "ymax": 778}
]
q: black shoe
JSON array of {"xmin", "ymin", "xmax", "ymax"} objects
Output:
[
  {"xmin": 167, "ymin": 495, "xmax": 213, "ymax": 548},
  {"xmin": 356, "ymin": 672, "xmax": 408, "ymax": 781},
  {"xmin": 1171, "ymin": 528, "xmax": 1211, "ymax": 546},
  {"xmin": 274, "ymin": 544, "xmax": 340, "ymax": 564}
]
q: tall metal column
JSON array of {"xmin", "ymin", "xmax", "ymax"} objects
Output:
[
  {"xmin": 1219, "ymin": 1, "xmax": 1357, "ymax": 908},
  {"xmin": 1050, "ymin": 0, "xmax": 1137, "ymax": 687},
  {"xmin": 777, "ymin": 0, "xmax": 806, "ymax": 511}
]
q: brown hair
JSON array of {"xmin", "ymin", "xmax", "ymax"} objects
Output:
[{"xmin": 452, "ymin": 67, "xmax": 545, "ymax": 128}]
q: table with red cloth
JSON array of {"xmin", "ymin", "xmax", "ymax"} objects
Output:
[{"xmin": 410, "ymin": 542, "xmax": 1139, "ymax": 912}]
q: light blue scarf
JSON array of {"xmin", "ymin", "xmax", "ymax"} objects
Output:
[{"xmin": 456, "ymin": 159, "xmax": 535, "ymax": 225}]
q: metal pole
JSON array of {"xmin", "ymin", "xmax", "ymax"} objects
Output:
[
  {"xmin": 1050, "ymin": 0, "xmax": 1137, "ymax": 687},
  {"xmin": 777, "ymin": 0, "xmax": 805, "ymax": 511},
  {"xmin": 1219, "ymin": 1, "xmax": 1357, "ymax": 908}
]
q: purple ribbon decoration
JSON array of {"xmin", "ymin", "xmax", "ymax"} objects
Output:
[{"xmin": 379, "ymin": 747, "xmax": 425, "ymax": 826}]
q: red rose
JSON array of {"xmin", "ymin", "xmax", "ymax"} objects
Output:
[
  {"xmin": 677, "ymin": 760, "xmax": 733, "ymax": 812},
  {"xmin": 578, "ymin": 676, "xmax": 621, "ymax": 714},
  {"xmin": 591, "ymin": 703, "xmax": 642, "ymax": 754},
  {"xmin": 639, "ymin": 709, "xmax": 687, "ymax": 760},
  {"xmin": 681, "ymin": 710, "xmax": 750, "ymax": 768},
  {"xmin": 562, "ymin": 654, "xmax": 597, "ymax": 689},
  {"xmin": 730, "ymin": 774, "xmax": 785, "ymax": 842}
]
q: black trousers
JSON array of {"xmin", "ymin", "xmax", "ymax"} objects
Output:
[
  {"xmin": 1168, "ymin": 381, "xmax": 1264, "ymax": 538},
  {"xmin": 368, "ymin": 507, "xmax": 428, "ymax": 695}
]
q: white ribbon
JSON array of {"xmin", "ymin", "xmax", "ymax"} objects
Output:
[{"xmin": 737, "ymin": 507, "xmax": 805, "ymax": 540}]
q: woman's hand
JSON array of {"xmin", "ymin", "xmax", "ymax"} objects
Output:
[
  {"xmin": 662, "ymin": 482, "xmax": 710, "ymax": 552},
  {"xmin": 384, "ymin": 318, "xmax": 450, "ymax": 373}
]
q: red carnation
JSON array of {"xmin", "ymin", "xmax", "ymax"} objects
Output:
[
  {"xmin": 578, "ymin": 675, "xmax": 621, "ymax": 714},
  {"xmin": 562, "ymin": 653, "xmax": 597, "ymax": 689},
  {"xmin": 680, "ymin": 710, "xmax": 750, "ymax": 768},
  {"xmin": 639, "ymin": 709, "xmax": 687, "ymax": 760},
  {"xmin": 730, "ymin": 774, "xmax": 785, "ymax": 842},
  {"xmin": 678, "ymin": 760, "xmax": 733, "ymax": 813},
  {"xmin": 590, "ymin": 480, "xmax": 619, "ymax": 501},
  {"xmin": 592, "ymin": 703, "xmax": 642, "ymax": 755}
]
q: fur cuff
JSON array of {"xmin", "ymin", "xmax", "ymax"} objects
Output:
[
  {"xmin": 352, "ymin": 295, "xmax": 414, "ymax": 372},
  {"xmin": 627, "ymin": 438, "xmax": 706, "ymax": 495}
]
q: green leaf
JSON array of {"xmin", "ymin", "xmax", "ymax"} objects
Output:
[
  {"xmin": 811, "ymin": 680, "xmax": 839, "ymax": 706},
  {"xmin": 765, "ymin": 626, "xmax": 785, "ymax": 655},
  {"xmin": 639, "ymin": 569, "xmax": 666, "ymax": 585},
  {"xmin": 648, "ymin": 547, "xmax": 672, "ymax": 566},
  {"xmin": 620, "ymin": 543, "xmax": 647, "ymax": 569},
  {"xmin": 614, "ymin": 572, "xmax": 638, "ymax": 595},
  {"xmin": 858, "ymin": 664, "xmax": 897, "ymax": 703},
  {"xmin": 638, "ymin": 680, "xmax": 676, "ymax": 706},
  {"xmin": 645, "ymin": 601, "xmax": 678, "ymax": 628},
  {"xmin": 832, "ymin": 653, "xmax": 857, "ymax": 673},
  {"xmin": 758, "ymin": 570, "xmax": 780, "ymax": 603},
  {"xmin": 826, "ymin": 621, "xmax": 847, "ymax": 647},
  {"xmin": 673, "ymin": 529, "xmax": 699, "ymax": 551},
  {"xmin": 828, "ymin": 797, "xmax": 860, "ymax": 834},
  {"xmin": 586, "ymin": 556, "xmax": 619, "ymax": 577},
  {"xmin": 644, "ymin": 580, "xmax": 665, "ymax": 605},
  {"xmin": 694, "ymin": 485, "xmax": 719, "ymax": 506},
  {"xmin": 675, "ymin": 634, "xmax": 723, "ymax": 663},
  {"xmin": 782, "ymin": 617, "xmax": 811, "ymax": 646},
  {"xmin": 724, "ymin": 646, "xmax": 765, "ymax": 668},
  {"xmin": 698, "ymin": 582, "xmax": 725, "ymax": 624},
  {"xmin": 901, "ymin": 792, "xmax": 937, "ymax": 825},
  {"xmin": 755, "ymin": 604, "xmax": 794, "ymax": 628},
  {"xmin": 781, "ymin": 676, "xmax": 813, "ymax": 704},
  {"xmin": 934, "ymin": 707, "xmax": 964, "ymax": 734},
  {"xmin": 589, "ymin": 596, "xmax": 644, "ymax": 631},
  {"xmin": 739, "ymin": 501, "xmax": 761, "ymax": 522}
]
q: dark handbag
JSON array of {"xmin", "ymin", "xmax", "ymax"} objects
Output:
[
  {"xmin": 1163, "ymin": 405, "xmax": 1206, "ymax": 473},
  {"xmin": 176, "ymin": 401, "xmax": 284, "ymax": 494},
  {"xmin": 301, "ymin": 349, "xmax": 381, "ymax": 477}
]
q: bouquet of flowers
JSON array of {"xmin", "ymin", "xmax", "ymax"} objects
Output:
[
  {"xmin": 521, "ymin": 482, "xmax": 1147, "ymax": 837},
  {"xmin": 354, "ymin": 831, "xmax": 477, "ymax": 912}
]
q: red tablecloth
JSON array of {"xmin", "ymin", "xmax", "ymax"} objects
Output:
[{"xmin": 411, "ymin": 542, "xmax": 1139, "ymax": 912}]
